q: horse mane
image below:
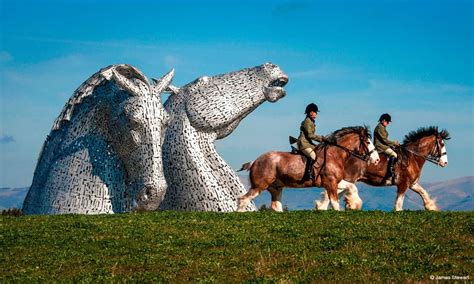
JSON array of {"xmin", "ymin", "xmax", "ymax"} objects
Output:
[
  {"xmin": 51, "ymin": 64, "xmax": 148, "ymax": 131},
  {"xmin": 402, "ymin": 126, "xmax": 451, "ymax": 145},
  {"xmin": 326, "ymin": 125, "xmax": 371, "ymax": 143}
]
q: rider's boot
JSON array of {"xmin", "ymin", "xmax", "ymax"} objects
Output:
[
  {"xmin": 303, "ymin": 158, "xmax": 315, "ymax": 181},
  {"xmin": 387, "ymin": 156, "xmax": 397, "ymax": 184}
]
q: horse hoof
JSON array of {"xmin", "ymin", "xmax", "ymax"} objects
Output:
[
  {"xmin": 426, "ymin": 202, "xmax": 439, "ymax": 211},
  {"xmin": 314, "ymin": 200, "xmax": 322, "ymax": 210}
]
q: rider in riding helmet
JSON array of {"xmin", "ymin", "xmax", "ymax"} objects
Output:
[
  {"xmin": 298, "ymin": 103, "xmax": 327, "ymax": 180},
  {"xmin": 374, "ymin": 113, "xmax": 400, "ymax": 183}
]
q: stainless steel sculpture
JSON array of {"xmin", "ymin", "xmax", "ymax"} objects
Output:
[
  {"xmin": 160, "ymin": 63, "xmax": 288, "ymax": 211},
  {"xmin": 23, "ymin": 64, "xmax": 173, "ymax": 214}
]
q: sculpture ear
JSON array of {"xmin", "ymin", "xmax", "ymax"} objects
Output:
[
  {"xmin": 165, "ymin": 85, "xmax": 180, "ymax": 95},
  {"xmin": 152, "ymin": 69, "xmax": 175, "ymax": 95},
  {"xmin": 110, "ymin": 69, "xmax": 146, "ymax": 96}
]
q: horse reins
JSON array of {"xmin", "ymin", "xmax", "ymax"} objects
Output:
[
  {"xmin": 323, "ymin": 136, "xmax": 374, "ymax": 162},
  {"xmin": 401, "ymin": 136, "xmax": 446, "ymax": 165},
  {"xmin": 307, "ymin": 133, "xmax": 372, "ymax": 186}
]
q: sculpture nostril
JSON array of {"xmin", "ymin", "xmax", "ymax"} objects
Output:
[{"xmin": 270, "ymin": 76, "xmax": 288, "ymax": 87}]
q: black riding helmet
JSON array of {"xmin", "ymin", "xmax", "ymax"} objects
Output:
[
  {"xmin": 305, "ymin": 103, "xmax": 319, "ymax": 114},
  {"xmin": 379, "ymin": 113, "xmax": 392, "ymax": 122}
]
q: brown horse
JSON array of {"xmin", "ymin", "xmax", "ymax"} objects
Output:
[
  {"xmin": 316, "ymin": 126, "xmax": 450, "ymax": 211},
  {"xmin": 237, "ymin": 126, "xmax": 380, "ymax": 212}
]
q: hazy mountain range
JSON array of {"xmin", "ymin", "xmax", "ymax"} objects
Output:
[
  {"xmin": 0, "ymin": 187, "xmax": 29, "ymax": 211},
  {"xmin": 1, "ymin": 176, "xmax": 472, "ymax": 211},
  {"xmin": 241, "ymin": 176, "xmax": 473, "ymax": 211}
]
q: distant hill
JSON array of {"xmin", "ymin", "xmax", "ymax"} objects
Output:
[
  {"xmin": 1, "ymin": 176, "xmax": 472, "ymax": 211},
  {"xmin": 0, "ymin": 187, "xmax": 28, "ymax": 209},
  {"xmin": 239, "ymin": 175, "xmax": 473, "ymax": 211}
]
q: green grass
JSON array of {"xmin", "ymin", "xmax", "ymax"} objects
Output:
[{"xmin": 1, "ymin": 211, "xmax": 473, "ymax": 282}]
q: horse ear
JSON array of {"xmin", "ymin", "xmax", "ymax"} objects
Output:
[
  {"xmin": 152, "ymin": 69, "xmax": 175, "ymax": 95},
  {"xmin": 165, "ymin": 85, "xmax": 180, "ymax": 95},
  {"xmin": 441, "ymin": 129, "xmax": 451, "ymax": 140},
  {"xmin": 110, "ymin": 69, "xmax": 147, "ymax": 96}
]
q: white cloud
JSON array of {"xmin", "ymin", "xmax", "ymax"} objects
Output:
[
  {"xmin": 1, "ymin": 54, "xmax": 103, "ymax": 100},
  {"xmin": 289, "ymin": 65, "xmax": 356, "ymax": 79},
  {"xmin": 164, "ymin": 55, "xmax": 179, "ymax": 69},
  {"xmin": 14, "ymin": 36, "xmax": 156, "ymax": 49},
  {"xmin": 366, "ymin": 78, "xmax": 473, "ymax": 98}
]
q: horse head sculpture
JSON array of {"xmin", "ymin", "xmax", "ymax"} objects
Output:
[
  {"xmin": 161, "ymin": 63, "xmax": 288, "ymax": 211},
  {"xmin": 23, "ymin": 64, "xmax": 173, "ymax": 214}
]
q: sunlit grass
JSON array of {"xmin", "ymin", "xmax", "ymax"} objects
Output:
[{"xmin": 1, "ymin": 211, "xmax": 472, "ymax": 282}]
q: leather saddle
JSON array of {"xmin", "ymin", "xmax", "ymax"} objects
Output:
[{"xmin": 290, "ymin": 146, "xmax": 315, "ymax": 182}]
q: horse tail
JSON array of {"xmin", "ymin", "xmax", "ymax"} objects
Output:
[{"xmin": 238, "ymin": 161, "xmax": 253, "ymax": 172}]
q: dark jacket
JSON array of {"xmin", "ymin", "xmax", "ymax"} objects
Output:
[
  {"xmin": 297, "ymin": 116, "xmax": 324, "ymax": 150},
  {"xmin": 374, "ymin": 122, "xmax": 397, "ymax": 152}
]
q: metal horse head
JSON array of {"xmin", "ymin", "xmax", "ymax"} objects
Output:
[
  {"xmin": 23, "ymin": 64, "xmax": 173, "ymax": 214},
  {"xmin": 181, "ymin": 62, "xmax": 288, "ymax": 138},
  {"xmin": 161, "ymin": 63, "xmax": 289, "ymax": 212}
]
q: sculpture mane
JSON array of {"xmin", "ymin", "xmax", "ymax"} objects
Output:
[{"xmin": 51, "ymin": 65, "xmax": 151, "ymax": 131}]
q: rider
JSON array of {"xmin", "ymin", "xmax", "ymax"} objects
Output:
[
  {"xmin": 298, "ymin": 103, "xmax": 326, "ymax": 180},
  {"xmin": 374, "ymin": 113, "xmax": 400, "ymax": 182}
]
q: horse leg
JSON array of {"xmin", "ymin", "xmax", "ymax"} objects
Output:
[
  {"xmin": 268, "ymin": 186, "xmax": 284, "ymax": 212},
  {"xmin": 340, "ymin": 180, "xmax": 363, "ymax": 210},
  {"xmin": 315, "ymin": 191, "xmax": 331, "ymax": 210},
  {"xmin": 410, "ymin": 181, "xmax": 439, "ymax": 211},
  {"xmin": 394, "ymin": 185, "xmax": 408, "ymax": 211},
  {"xmin": 326, "ymin": 181, "xmax": 341, "ymax": 211},
  {"xmin": 315, "ymin": 181, "xmax": 347, "ymax": 210},
  {"xmin": 237, "ymin": 187, "xmax": 262, "ymax": 212}
]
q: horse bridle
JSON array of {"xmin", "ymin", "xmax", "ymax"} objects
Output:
[
  {"xmin": 326, "ymin": 133, "xmax": 374, "ymax": 162},
  {"xmin": 403, "ymin": 135, "xmax": 446, "ymax": 165},
  {"xmin": 356, "ymin": 134, "xmax": 376, "ymax": 162}
]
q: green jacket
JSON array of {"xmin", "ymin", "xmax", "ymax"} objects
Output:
[
  {"xmin": 374, "ymin": 122, "xmax": 397, "ymax": 152},
  {"xmin": 297, "ymin": 116, "xmax": 324, "ymax": 150}
]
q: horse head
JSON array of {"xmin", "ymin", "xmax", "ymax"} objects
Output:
[
  {"xmin": 105, "ymin": 65, "xmax": 173, "ymax": 210},
  {"xmin": 403, "ymin": 126, "xmax": 450, "ymax": 167},
  {"xmin": 24, "ymin": 64, "xmax": 173, "ymax": 214},
  {"xmin": 327, "ymin": 126, "xmax": 380, "ymax": 165},
  {"xmin": 359, "ymin": 126, "xmax": 380, "ymax": 165},
  {"xmin": 160, "ymin": 63, "xmax": 288, "ymax": 212},
  {"xmin": 436, "ymin": 129, "xmax": 450, "ymax": 167},
  {"xmin": 180, "ymin": 62, "xmax": 288, "ymax": 139}
]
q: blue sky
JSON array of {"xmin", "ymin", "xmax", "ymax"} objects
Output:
[{"xmin": 0, "ymin": 0, "xmax": 473, "ymax": 187}]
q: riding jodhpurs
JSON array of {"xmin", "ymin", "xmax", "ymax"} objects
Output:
[
  {"xmin": 301, "ymin": 147, "xmax": 316, "ymax": 180},
  {"xmin": 384, "ymin": 148, "xmax": 398, "ymax": 158},
  {"xmin": 301, "ymin": 147, "xmax": 316, "ymax": 160}
]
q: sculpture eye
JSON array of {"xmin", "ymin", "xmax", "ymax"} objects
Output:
[
  {"xmin": 126, "ymin": 109, "xmax": 144, "ymax": 146},
  {"xmin": 130, "ymin": 129, "xmax": 141, "ymax": 145}
]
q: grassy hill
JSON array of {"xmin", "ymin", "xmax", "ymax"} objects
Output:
[{"xmin": 1, "ymin": 211, "xmax": 472, "ymax": 282}]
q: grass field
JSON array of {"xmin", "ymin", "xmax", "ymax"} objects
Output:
[{"xmin": 1, "ymin": 211, "xmax": 472, "ymax": 282}]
